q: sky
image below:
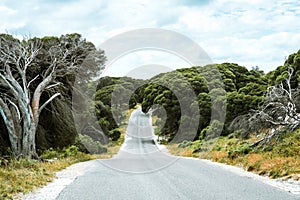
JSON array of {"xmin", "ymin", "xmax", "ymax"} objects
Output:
[{"xmin": 1, "ymin": 0, "xmax": 300, "ymax": 77}]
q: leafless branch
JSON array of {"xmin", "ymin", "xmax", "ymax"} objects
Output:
[
  {"xmin": 46, "ymin": 82, "xmax": 61, "ymax": 90},
  {"xmin": 27, "ymin": 74, "xmax": 39, "ymax": 88},
  {"xmin": 6, "ymin": 98, "xmax": 21, "ymax": 120},
  {"xmin": 39, "ymin": 93, "xmax": 61, "ymax": 113}
]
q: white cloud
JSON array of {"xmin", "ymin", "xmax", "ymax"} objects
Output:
[
  {"xmin": 0, "ymin": 0, "xmax": 300, "ymax": 73},
  {"xmin": 103, "ymin": 50, "xmax": 191, "ymax": 77},
  {"xmin": 0, "ymin": 5, "xmax": 16, "ymax": 15}
]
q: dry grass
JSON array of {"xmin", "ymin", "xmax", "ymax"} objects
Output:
[
  {"xmin": 167, "ymin": 144, "xmax": 189, "ymax": 156},
  {"xmin": 0, "ymin": 153, "xmax": 93, "ymax": 199},
  {"xmin": 167, "ymin": 128, "xmax": 300, "ymax": 180},
  {"xmin": 0, "ymin": 104, "xmax": 135, "ymax": 199},
  {"xmin": 0, "ymin": 144, "xmax": 120, "ymax": 199}
]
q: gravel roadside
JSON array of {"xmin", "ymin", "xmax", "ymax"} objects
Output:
[{"xmin": 20, "ymin": 160, "xmax": 98, "ymax": 200}]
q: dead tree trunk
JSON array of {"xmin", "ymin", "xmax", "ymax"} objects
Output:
[{"xmin": 229, "ymin": 66, "xmax": 300, "ymax": 145}]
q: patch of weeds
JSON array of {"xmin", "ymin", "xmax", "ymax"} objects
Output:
[
  {"xmin": 40, "ymin": 148, "xmax": 60, "ymax": 160},
  {"xmin": 40, "ymin": 145, "xmax": 81, "ymax": 160},
  {"xmin": 0, "ymin": 144, "xmax": 116, "ymax": 199},
  {"xmin": 75, "ymin": 134, "xmax": 107, "ymax": 154},
  {"xmin": 190, "ymin": 140, "xmax": 204, "ymax": 153},
  {"xmin": 269, "ymin": 169, "xmax": 282, "ymax": 178},
  {"xmin": 178, "ymin": 140, "xmax": 192, "ymax": 148},
  {"xmin": 244, "ymin": 154, "xmax": 263, "ymax": 172},
  {"xmin": 227, "ymin": 143, "xmax": 252, "ymax": 159}
]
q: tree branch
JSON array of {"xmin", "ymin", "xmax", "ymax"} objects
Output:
[
  {"xmin": 27, "ymin": 75, "xmax": 39, "ymax": 88},
  {"xmin": 6, "ymin": 98, "xmax": 21, "ymax": 120},
  {"xmin": 46, "ymin": 82, "xmax": 61, "ymax": 90},
  {"xmin": 39, "ymin": 93, "xmax": 61, "ymax": 113}
]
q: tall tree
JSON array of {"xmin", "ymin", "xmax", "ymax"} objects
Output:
[{"xmin": 0, "ymin": 34, "xmax": 105, "ymax": 158}]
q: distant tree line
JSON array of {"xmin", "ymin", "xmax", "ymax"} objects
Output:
[
  {"xmin": 1, "ymin": 32, "xmax": 299, "ymax": 158},
  {"xmin": 94, "ymin": 50, "xmax": 300, "ymax": 146}
]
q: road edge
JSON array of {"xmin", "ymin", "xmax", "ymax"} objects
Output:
[
  {"xmin": 21, "ymin": 160, "xmax": 97, "ymax": 200},
  {"xmin": 181, "ymin": 156, "xmax": 300, "ymax": 195}
]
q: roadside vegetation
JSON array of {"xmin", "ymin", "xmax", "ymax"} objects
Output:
[
  {"xmin": 0, "ymin": 33, "xmax": 299, "ymax": 198},
  {"xmin": 0, "ymin": 141, "xmax": 122, "ymax": 199},
  {"xmin": 167, "ymin": 127, "xmax": 300, "ymax": 179},
  {"xmin": 0, "ymin": 146, "xmax": 92, "ymax": 199},
  {"xmin": 0, "ymin": 88, "xmax": 131, "ymax": 199}
]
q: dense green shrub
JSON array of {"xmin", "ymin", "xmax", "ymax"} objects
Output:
[
  {"xmin": 40, "ymin": 145, "xmax": 80, "ymax": 159},
  {"xmin": 40, "ymin": 148, "xmax": 60, "ymax": 159},
  {"xmin": 108, "ymin": 129, "xmax": 121, "ymax": 141},
  {"xmin": 227, "ymin": 143, "xmax": 252, "ymax": 159}
]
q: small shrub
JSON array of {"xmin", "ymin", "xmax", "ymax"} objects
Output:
[
  {"xmin": 190, "ymin": 140, "xmax": 208, "ymax": 153},
  {"xmin": 227, "ymin": 131, "xmax": 239, "ymax": 139},
  {"xmin": 108, "ymin": 129, "xmax": 121, "ymax": 141},
  {"xmin": 178, "ymin": 140, "xmax": 192, "ymax": 148},
  {"xmin": 269, "ymin": 170, "xmax": 281, "ymax": 178},
  {"xmin": 75, "ymin": 134, "xmax": 107, "ymax": 154},
  {"xmin": 212, "ymin": 145, "xmax": 222, "ymax": 151},
  {"xmin": 261, "ymin": 145, "xmax": 273, "ymax": 152},
  {"xmin": 40, "ymin": 148, "xmax": 60, "ymax": 159},
  {"xmin": 199, "ymin": 127, "xmax": 209, "ymax": 140},
  {"xmin": 62, "ymin": 145, "xmax": 79, "ymax": 157},
  {"xmin": 228, "ymin": 143, "xmax": 252, "ymax": 159},
  {"xmin": 205, "ymin": 120, "xmax": 224, "ymax": 140}
]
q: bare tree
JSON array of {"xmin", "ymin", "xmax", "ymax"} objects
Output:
[
  {"xmin": 230, "ymin": 66, "xmax": 300, "ymax": 145},
  {"xmin": 0, "ymin": 34, "xmax": 105, "ymax": 158}
]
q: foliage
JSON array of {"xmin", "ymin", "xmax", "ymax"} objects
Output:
[
  {"xmin": 40, "ymin": 145, "xmax": 80, "ymax": 159},
  {"xmin": 230, "ymin": 66, "xmax": 300, "ymax": 145},
  {"xmin": 266, "ymin": 49, "xmax": 300, "ymax": 88},
  {"xmin": 108, "ymin": 129, "xmax": 121, "ymax": 141},
  {"xmin": 0, "ymin": 33, "xmax": 106, "ymax": 158},
  {"xmin": 93, "ymin": 76, "xmax": 144, "ymax": 141},
  {"xmin": 178, "ymin": 140, "xmax": 192, "ymax": 148},
  {"xmin": 76, "ymin": 61, "xmax": 284, "ymax": 144},
  {"xmin": 139, "ymin": 63, "xmax": 267, "ymax": 141},
  {"xmin": 0, "ymin": 152, "xmax": 96, "ymax": 199},
  {"xmin": 167, "ymin": 128, "xmax": 300, "ymax": 179},
  {"xmin": 227, "ymin": 143, "xmax": 252, "ymax": 159},
  {"xmin": 74, "ymin": 134, "xmax": 107, "ymax": 154}
]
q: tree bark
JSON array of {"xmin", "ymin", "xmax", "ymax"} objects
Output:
[
  {"xmin": 21, "ymin": 120, "xmax": 37, "ymax": 158},
  {"xmin": 0, "ymin": 98, "xmax": 21, "ymax": 156}
]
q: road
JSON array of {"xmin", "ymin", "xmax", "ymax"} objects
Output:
[{"xmin": 56, "ymin": 109, "xmax": 299, "ymax": 200}]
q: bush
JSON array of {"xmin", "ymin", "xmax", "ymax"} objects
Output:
[
  {"xmin": 40, "ymin": 145, "xmax": 80, "ymax": 159},
  {"xmin": 227, "ymin": 143, "xmax": 252, "ymax": 159},
  {"xmin": 63, "ymin": 145, "xmax": 79, "ymax": 157},
  {"xmin": 178, "ymin": 140, "xmax": 192, "ymax": 148},
  {"xmin": 190, "ymin": 140, "xmax": 209, "ymax": 153},
  {"xmin": 108, "ymin": 129, "xmax": 121, "ymax": 141},
  {"xmin": 40, "ymin": 148, "xmax": 60, "ymax": 159},
  {"xmin": 200, "ymin": 120, "xmax": 224, "ymax": 140},
  {"xmin": 75, "ymin": 134, "xmax": 107, "ymax": 154}
]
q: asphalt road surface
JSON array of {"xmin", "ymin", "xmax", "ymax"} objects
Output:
[{"xmin": 56, "ymin": 109, "xmax": 299, "ymax": 200}]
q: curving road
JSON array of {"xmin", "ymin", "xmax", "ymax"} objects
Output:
[{"xmin": 56, "ymin": 109, "xmax": 299, "ymax": 200}]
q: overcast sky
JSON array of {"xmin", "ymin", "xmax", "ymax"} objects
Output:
[{"xmin": 1, "ymin": 0, "xmax": 300, "ymax": 76}]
